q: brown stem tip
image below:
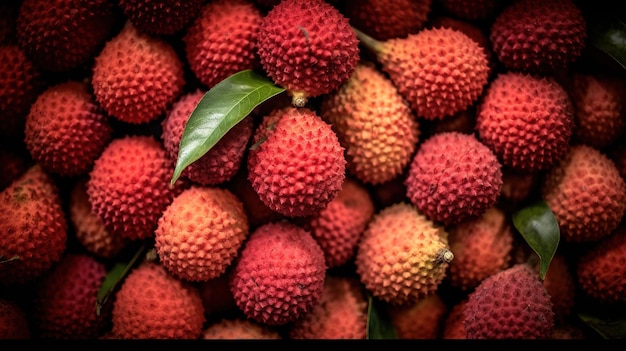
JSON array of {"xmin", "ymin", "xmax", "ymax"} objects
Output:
[{"xmin": 436, "ymin": 248, "xmax": 454, "ymax": 264}]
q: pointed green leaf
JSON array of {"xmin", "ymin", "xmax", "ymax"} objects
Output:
[
  {"xmin": 588, "ymin": 14, "xmax": 626, "ymax": 70},
  {"xmin": 367, "ymin": 295, "xmax": 397, "ymax": 339},
  {"xmin": 170, "ymin": 70, "xmax": 285, "ymax": 186},
  {"xmin": 512, "ymin": 201, "xmax": 560, "ymax": 280}
]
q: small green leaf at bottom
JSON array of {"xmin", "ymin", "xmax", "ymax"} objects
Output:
[
  {"xmin": 512, "ymin": 200, "xmax": 560, "ymax": 280},
  {"xmin": 170, "ymin": 69, "xmax": 285, "ymax": 186},
  {"xmin": 367, "ymin": 295, "xmax": 397, "ymax": 339}
]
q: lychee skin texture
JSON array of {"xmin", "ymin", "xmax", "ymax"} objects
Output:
[
  {"xmin": 184, "ymin": 0, "xmax": 263, "ymax": 89},
  {"xmin": 32, "ymin": 254, "xmax": 107, "ymax": 339},
  {"xmin": 490, "ymin": 0, "xmax": 587, "ymax": 74},
  {"xmin": 92, "ymin": 22, "xmax": 185, "ymax": 124},
  {"xmin": 256, "ymin": 0, "xmax": 360, "ymax": 106},
  {"xmin": 118, "ymin": 0, "xmax": 205, "ymax": 36},
  {"xmin": 247, "ymin": 107, "xmax": 346, "ymax": 217},
  {"xmin": 302, "ymin": 178, "xmax": 375, "ymax": 269},
  {"xmin": 16, "ymin": 0, "xmax": 116, "ymax": 72},
  {"xmin": 87, "ymin": 135, "xmax": 184, "ymax": 240},
  {"xmin": 576, "ymin": 225, "xmax": 626, "ymax": 304},
  {"xmin": 377, "ymin": 27, "xmax": 489, "ymax": 120},
  {"xmin": 155, "ymin": 186, "xmax": 249, "ymax": 282},
  {"xmin": 321, "ymin": 63, "xmax": 420, "ymax": 185},
  {"xmin": 463, "ymin": 264, "xmax": 555, "ymax": 339},
  {"xmin": 542, "ymin": 145, "xmax": 626, "ymax": 243},
  {"xmin": 288, "ymin": 276, "xmax": 368, "ymax": 339},
  {"xmin": 0, "ymin": 165, "xmax": 67, "ymax": 286},
  {"xmin": 476, "ymin": 72, "xmax": 574, "ymax": 172},
  {"xmin": 355, "ymin": 202, "xmax": 453, "ymax": 305},
  {"xmin": 229, "ymin": 221, "xmax": 327, "ymax": 326},
  {"xmin": 111, "ymin": 262, "xmax": 206, "ymax": 339},
  {"xmin": 405, "ymin": 132, "xmax": 503, "ymax": 226},
  {"xmin": 162, "ymin": 90, "xmax": 254, "ymax": 186},
  {"xmin": 24, "ymin": 81, "xmax": 113, "ymax": 177},
  {"xmin": 0, "ymin": 299, "xmax": 30, "ymax": 339}
]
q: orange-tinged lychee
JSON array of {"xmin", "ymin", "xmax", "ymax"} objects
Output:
[
  {"xmin": 355, "ymin": 202, "xmax": 453, "ymax": 305},
  {"xmin": 202, "ymin": 318, "xmax": 281, "ymax": 340},
  {"xmin": 92, "ymin": 22, "xmax": 185, "ymax": 124},
  {"xmin": 388, "ymin": 293, "xmax": 448, "ymax": 339},
  {"xmin": 405, "ymin": 132, "xmax": 503, "ymax": 226},
  {"xmin": 542, "ymin": 145, "xmax": 626, "ymax": 243},
  {"xmin": 16, "ymin": 0, "xmax": 116, "ymax": 72},
  {"xmin": 0, "ymin": 298, "xmax": 30, "ymax": 339},
  {"xmin": 356, "ymin": 26, "xmax": 489, "ymax": 120},
  {"xmin": 288, "ymin": 275, "xmax": 368, "ymax": 339},
  {"xmin": 24, "ymin": 80, "xmax": 113, "ymax": 177},
  {"xmin": 321, "ymin": 62, "xmax": 420, "ymax": 185},
  {"xmin": 87, "ymin": 135, "xmax": 185, "ymax": 240},
  {"xmin": 183, "ymin": 0, "xmax": 263, "ymax": 89},
  {"xmin": 0, "ymin": 165, "xmax": 67, "ymax": 286},
  {"xmin": 229, "ymin": 221, "xmax": 327, "ymax": 326},
  {"xmin": 464, "ymin": 263, "xmax": 555, "ymax": 339},
  {"xmin": 31, "ymin": 253, "xmax": 108, "ymax": 339},
  {"xmin": 247, "ymin": 106, "xmax": 346, "ymax": 217},
  {"xmin": 476, "ymin": 72, "xmax": 575, "ymax": 172},
  {"xmin": 161, "ymin": 90, "xmax": 253, "ymax": 186},
  {"xmin": 490, "ymin": 0, "xmax": 587, "ymax": 74},
  {"xmin": 155, "ymin": 186, "xmax": 249, "ymax": 282},
  {"xmin": 256, "ymin": 0, "xmax": 360, "ymax": 107},
  {"xmin": 118, "ymin": 0, "xmax": 204, "ymax": 36}
]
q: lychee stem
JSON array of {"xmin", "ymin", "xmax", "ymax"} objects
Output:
[
  {"xmin": 351, "ymin": 26, "xmax": 384, "ymax": 55},
  {"xmin": 291, "ymin": 91, "xmax": 308, "ymax": 108},
  {"xmin": 436, "ymin": 248, "xmax": 454, "ymax": 264}
]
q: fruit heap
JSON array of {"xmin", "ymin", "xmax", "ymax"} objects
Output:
[{"xmin": 1, "ymin": 0, "xmax": 625, "ymax": 340}]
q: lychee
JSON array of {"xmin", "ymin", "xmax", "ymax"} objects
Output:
[
  {"xmin": 404, "ymin": 132, "xmax": 503, "ymax": 226},
  {"xmin": 183, "ymin": 0, "xmax": 263, "ymax": 89},
  {"xmin": 320, "ymin": 62, "xmax": 420, "ymax": 185},
  {"xmin": 0, "ymin": 165, "xmax": 67, "ymax": 286},
  {"xmin": 229, "ymin": 221, "xmax": 327, "ymax": 326},
  {"xmin": 476, "ymin": 72, "xmax": 574, "ymax": 172},
  {"xmin": 542, "ymin": 144, "xmax": 626, "ymax": 243},
  {"xmin": 24, "ymin": 80, "xmax": 113, "ymax": 177},
  {"xmin": 247, "ymin": 106, "xmax": 346, "ymax": 217},
  {"xmin": 118, "ymin": 0, "xmax": 204, "ymax": 36},
  {"xmin": 388, "ymin": 293, "xmax": 448, "ymax": 339},
  {"xmin": 87, "ymin": 135, "xmax": 185, "ymax": 240},
  {"xmin": 490, "ymin": 0, "xmax": 587, "ymax": 74},
  {"xmin": 111, "ymin": 261, "xmax": 206, "ymax": 339},
  {"xmin": 92, "ymin": 22, "xmax": 185, "ymax": 124},
  {"xmin": 256, "ymin": 0, "xmax": 360, "ymax": 107},
  {"xmin": 355, "ymin": 202, "xmax": 453, "ymax": 305},
  {"xmin": 227, "ymin": 167, "xmax": 284, "ymax": 230},
  {"xmin": 198, "ymin": 274, "xmax": 237, "ymax": 318},
  {"xmin": 441, "ymin": 298, "xmax": 469, "ymax": 339},
  {"xmin": 464, "ymin": 263, "xmax": 555, "ymax": 339},
  {"xmin": 161, "ymin": 90, "xmax": 253, "ymax": 186},
  {"xmin": 202, "ymin": 318, "xmax": 281, "ymax": 340},
  {"xmin": 155, "ymin": 186, "xmax": 249, "ymax": 282}
]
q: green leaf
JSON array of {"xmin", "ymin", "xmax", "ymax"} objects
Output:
[
  {"xmin": 512, "ymin": 200, "xmax": 560, "ymax": 280},
  {"xmin": 578, "ymin": 311, "xmax": 626, "ymax": 339},
  {"xmin": 170, "ymin": 70, "xmax": 285, "ymax": 186},
  {"xmin": 588, "ymin": 14, "xmax": 626, "ymax": 70},
  {"xmin": 366, "ymin": 295, "xmax": 397, "ymax": 339}
]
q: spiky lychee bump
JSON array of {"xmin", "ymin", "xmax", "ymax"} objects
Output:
[
  {"xmin": 16, "ymin": 0, "xmax": 116, "ymax": 72},
  {"xmin": 24, "ymin": 80, "xmax": 113, "ymax": 177},
  {"xmin": 476, "ymin": 72, "xmax": 574, "ymax": 172},
  {"xmin": 155, "ymin": 186, "xmax": 249, "ymax": 282},
  {"xmin": 256, "ymin": 0, "xmax": 360, "ymax": 106},
  {"xmin": 229, "ymin": 221, "xmax": 326, "ymax": 326},
  {"xmin": 111, "ymin": 262, "xmax": 206, "ymax": 339},
  {"xmin": 0, "ymin": 165, "xmax": 67, "ymax": 286},
  {"xmin": 247, "ymin": 107, "xmax": 346, "ymax": 217},
  {"xmin": 490, "ymin": 0, "xmax": 587, "ymax": 74},
  {"xmin": 321, "ymin": 62, "xmax": 420, "ymax": 185},
  {"xmin": 183, "ymin": 0, "xmax": 263, "ymax": 89},
  {"xmin": 87, "ymin": 135, "xmax": 185, "ymax": 240},
  {"xmin": 119, "ymin": 0, "xmax": 204, "ymax": 36},
  {"xmin": 162, "ymin": 90, "xmax": 253, "ymax": 186},
  {"xmin": 343, "ymin": 0, "xmax": 432, "ymax": 41},
  {"xmin": 355, "ymin": 202, "xmax": 452, "ymax": 305},
  {"xmin": 375, "ymin": 27, "xmax": 489, "ymax": 120},
  {"xmin": 32, "ymin": 253, "xmax": 108, "ymax": 339},
  {"xmin": 542, "ymin": 145, "xmax": 626, "ymax": 243},
  {"xmin": 464, "ymin": 264, "xmax": 555, "ymax": 339},
  {"xmin": 576, "ymin": 225, "xmax": 626, "ymax": 304},
  {"xmin": 92, "ymin": 22, "xmax": 185, "ymax": 124},
  {"xmin": 405, "ymin": 132, "xmax": 503, "ymax": 226}
]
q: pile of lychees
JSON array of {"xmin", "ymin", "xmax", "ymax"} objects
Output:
[{"xmin": 1, "ymin": 0, "xmax": 625, "ymax": 340}]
